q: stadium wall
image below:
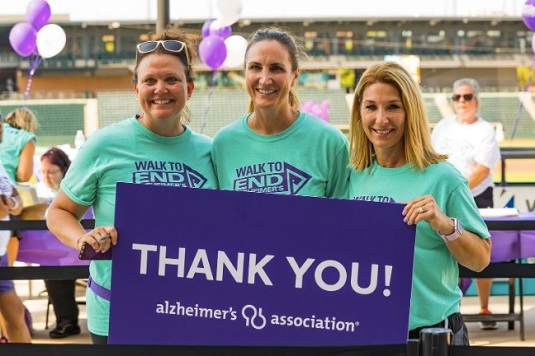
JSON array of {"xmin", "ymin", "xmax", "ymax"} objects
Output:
[{"xmin": 1, "ymin": 89, "xmax": 534, "ymax": 148}]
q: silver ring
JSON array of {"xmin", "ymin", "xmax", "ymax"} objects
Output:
[{"xmin": 419, "ymin": 206, "xmax": 424, "ymax": 214}]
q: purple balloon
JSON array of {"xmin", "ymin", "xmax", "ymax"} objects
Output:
[
  {"xmin": 9, "ymin": 22, "xmax": 37, "ymax": 57},
  {"xmin": 209, "ymin": 21, "xmax": 232, "ymax": 40},
  {"xmin": 26, "ymin": 0, "xmax": 51, "ymax": 31},
  {"xmin": 199, "ymin": 35, "xmax": 228, "ymax": 70},
  {"xmin": 202, "ymin": 19, "xmax": 215, "ymax": 38},
  {"xmin": 522, "ymin": 0, "xmax": 535, "ymax": 31}
]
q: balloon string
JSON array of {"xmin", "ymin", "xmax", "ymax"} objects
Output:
[
  {"xmin": 201, "ymin": 71, "xmax": 217, "ymax": 134},
  {"xmin": 509, "ymin": 56, "xmax": 535, "ymax": 143},
  {"xmin": 24, "ymin": 53, "xmax": 42, "ymax": 101}
]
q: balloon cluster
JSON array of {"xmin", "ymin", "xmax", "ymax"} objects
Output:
[
  {"xmin": 199, "ymin": 0, "xmax": 248, "ymax": 70},
  {"xmin": 8, "ymin": 0, "xmax": 66, "ymax": 99},
  {"xmin": 9, "ymin": 0, "xmax": 66, "ymax": 59},
  {"xmin": 512, "ymin": 0, "xmax": 535, "ymax": 141},
  {"xmin": 522, "ymin": 0, "xmax": 535, "ymax": 55}
]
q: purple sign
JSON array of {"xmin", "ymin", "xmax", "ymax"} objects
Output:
[{"xmin": 109, "ymin": 183, "xmax": 416, "ymax": 346}]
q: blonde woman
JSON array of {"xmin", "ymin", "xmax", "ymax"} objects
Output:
[
  {"xmin": 0, "ymin": 107, "xmax": 38, "ymax": 267},
  {"xmin": 0, "ymin": 107, "xmax": 38, "ymax": 183},
  {"xmin": 348, "ymin": 61, "xmax": 491, "ymax": 345}
]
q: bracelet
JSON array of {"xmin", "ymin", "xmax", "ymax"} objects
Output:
[{"xmin": 9, "ymin": 197, "xmax": 20, "ymax": 211}]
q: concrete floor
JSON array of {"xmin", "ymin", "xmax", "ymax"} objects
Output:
[
  {"xmin": 461, "ymin": 294, "xmax": 535, "ymax": 347},
  {"xmin": 18, "ymin": 279, "xmax": 90, "ymax": 344}
]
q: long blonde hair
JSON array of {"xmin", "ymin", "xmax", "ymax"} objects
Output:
[
  {"xmin": 5, "ymin": 107, "xmax": 39, "ymax": 133},
  {"xmin": 349, "ymin": 61, "xmax": 446, "ymax": 171}
]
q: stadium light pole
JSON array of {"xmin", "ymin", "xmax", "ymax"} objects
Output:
[{"xmin": 156, "ymin": 0, "xmax": 170, "ymax": 32}]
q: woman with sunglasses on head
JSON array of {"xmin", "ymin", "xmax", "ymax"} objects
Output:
[
  {"xmin": 46, "ymin": 27, "xmax": 217, "ymax": 344},
  {"xmin": 211, "ymin": 27, "xmax": 349, "ymax": 198},
  {"xmin": 431, "ymin": 78, "xmax": 501, "ymax": 330},
  {"xmin": 348, "ymin": 62, "xmax": 491, "ymax": 345}
]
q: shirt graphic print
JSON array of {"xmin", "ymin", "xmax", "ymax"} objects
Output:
[
  {"xmin": 233, "ymin": 161, "xmax": 311, "ymax": 195},
  {"xmin": 133, "ymin": 160, "xmax": 208, "ymax": 188}
]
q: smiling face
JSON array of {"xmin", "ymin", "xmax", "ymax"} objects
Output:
[
  {"xmin": 244, "ymin": 40, "xmax": 298, "ymax": 112},
  {"xmin": 360, "ymin": 82, "xmax": 406, "ymax": 166},
  {"xmin": 134, "ymin": 53, "xmax": 194, "ymax": 134}
]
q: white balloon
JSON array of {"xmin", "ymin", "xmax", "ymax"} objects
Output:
[
  {"xmin": 36, "ymin": 23, "xmax": 66, "ymax": 58},
  {"xmin": 216, "ymin": 0, "xmax": 242, "ymax": 27},
  {"xmin": 222, "ymin": 35, "xmax": 248, "ymax": 69}
]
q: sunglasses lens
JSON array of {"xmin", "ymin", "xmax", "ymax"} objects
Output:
[
  {"xmin": 137, "ymin": 41, "xmax": 158, "ymax": 53},
  {"xmin": 162, "ymin": 40, "xmax": 185, "ymax": 52},
  {"xmin": 452, "ymin": 94, "xmax": 473, "ymax": 101},
  {"xmin": 137, "ymin": 40, "xmax": 186, "ymax": 54}
]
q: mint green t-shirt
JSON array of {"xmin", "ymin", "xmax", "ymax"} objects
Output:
[
  {"xmin": 0, "ymin": 122, "xmax": 36, "ymax": 182},
  {"xmin": 212, "ymin": 112, "xmax": 350, "ymax": 198},
  {"xmin": 61, "ymin": 117, "xmax": 218, "ymax": 336},
  {"xmin": 349, "ymin": 160, "xmax": 489, "ymax": 331}
]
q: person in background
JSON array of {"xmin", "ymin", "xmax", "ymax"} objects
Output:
[
  {"xmin": 36, "ymin": 147, "xmax": 82, "ymax": 338},
  {"xmin": 348, "ymin": 61, "xmax": 491, "ymax": 345},
  {"xmin": 211, "ymin": 27, "xmax": 349, "ymax": 198},
  {"xmin": 46, "ymin": 27, "xmax": 217, "ymax": 344},
  {"xmin": 0, "ymin": 121, "xmax": 30, "ymax": 343},
  {"xmin": 431, "ymin": 78, "xmax": 501, "ymax": 330},
  {"xmin": 0, "ymin": 107, "xmax": 37, "ymax": 184},
  {"xmin": 0, "ymin": 107, "xmax": 38, "ymax": 267}
]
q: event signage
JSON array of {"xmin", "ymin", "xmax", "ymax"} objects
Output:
[{"xmin": 108, "ymin": 183, "xmax": 416, "ymax": 346}]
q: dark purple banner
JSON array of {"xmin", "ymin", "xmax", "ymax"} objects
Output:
[{"xmin": 109, "ymin": 183, "xmax": 416, "ymax": 346}]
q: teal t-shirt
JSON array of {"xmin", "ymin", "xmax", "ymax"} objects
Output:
[
  {"xmin": 212, "ymin": 112, "xmax": 350, "ymax": 198},
  {"xmin": 349, "ymin": 160, "xmax": 489, "ymax": 331},
  {"xmin": 61, "ymin": 117, "xmax": 218, "ymax": 336},
  {"xmin": 0, "ymin": 122, "xmax": 36, "ymax": 182}
]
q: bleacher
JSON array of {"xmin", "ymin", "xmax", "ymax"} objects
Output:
[
  {"xmin": 1, "ymin": 90, "xmax": 534, "ymax": 147},
  {"xmin": 423, "ymin": 96, "xmax": 443, "ymax": 123},
  {"xmin": 0, "ymin": 101, "xmax": 86, "ymax": 147},
  {"xmin": 479, "ymin": 94, "xmax": 535, "ymax": 140}
]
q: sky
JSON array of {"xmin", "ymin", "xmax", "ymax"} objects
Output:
[{"xmin": 1, "ymin": 0, "xmax": 530, "ymax": 23}]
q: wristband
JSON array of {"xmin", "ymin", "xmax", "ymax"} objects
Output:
[{"xmin": 438, "ymin": 218, "xmax": 464, "ymax": 242}]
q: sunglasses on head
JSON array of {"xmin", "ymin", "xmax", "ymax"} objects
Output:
[
  {"xmin": 136, "ymin": 40, "xmax": 189, "ymax": 64},
  {"xmin": 452, "ymin": 94, "xmax": 474, "ymax": 102}
]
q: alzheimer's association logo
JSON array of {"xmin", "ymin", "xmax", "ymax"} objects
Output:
[{"xmin": 233, "ymin": 161, "xmax": 311, "ymax": 195}]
